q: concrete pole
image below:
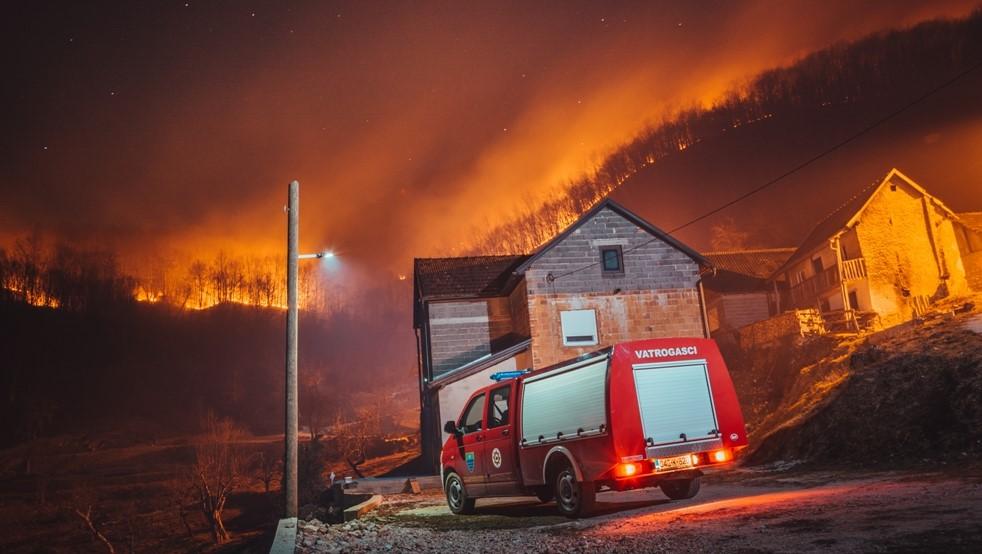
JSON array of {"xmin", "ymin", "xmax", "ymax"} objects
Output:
[{"xmin": 285, "ymin": 180, "xmax": 299, "ymax": 518}]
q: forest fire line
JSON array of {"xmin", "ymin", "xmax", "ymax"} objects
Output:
[
  {"xmin": 0, "ymin": 239, "xmax": 345, "ymax": 313},
  {"xmin": 2, "ymin": 284, "xmax": 60, "ymax": 308}
]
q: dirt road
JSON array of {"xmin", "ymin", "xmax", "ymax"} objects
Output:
[{"xmin": 296, "ymin": 469, "xmax": 982, "ymax": 553}]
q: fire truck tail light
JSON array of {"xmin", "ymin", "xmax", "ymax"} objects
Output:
[
  {"xmin": 615, "ymin": 462, "xmax": 640, "ymax": 477},
  {"xmin": 712, "ymin": 449, "xmax": 729, "ymax": 463}
]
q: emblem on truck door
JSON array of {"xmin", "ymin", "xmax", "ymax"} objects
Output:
[
  {"xmin": 465, "ymin": 451, "xmax": 475, "ymax": 472},
  {"xmin": 491, "ymin": 448, "xmax": 502, "ymax": 468}
]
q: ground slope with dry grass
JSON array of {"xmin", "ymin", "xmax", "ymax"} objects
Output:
[{"xmin": 730, "ymin": 297, "xmax": 982, "ymax": 467}]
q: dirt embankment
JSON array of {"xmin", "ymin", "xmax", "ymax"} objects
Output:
[{"xmin": 725, "ymin": 298, "xmax": 982, "ymax": 467}]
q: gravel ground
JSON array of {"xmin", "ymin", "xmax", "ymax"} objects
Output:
[{"xmin": 296, "ymin": 470, "xmax": 982, "ymax": 553}]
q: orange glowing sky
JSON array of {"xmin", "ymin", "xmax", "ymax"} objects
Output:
[{"xmin": 1, "ymin": 1, "xmax": 979, "ymax": 278}]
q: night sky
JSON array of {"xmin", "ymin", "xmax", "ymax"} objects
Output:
[{"xmin": 1, "ymin": 1, "xmax": 978, "ymax": 279}]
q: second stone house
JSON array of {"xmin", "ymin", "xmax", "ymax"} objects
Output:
[
  {"xmin": 413, "ymin": 199, "xmax": 713, "ymax": 469},
  {"xmin": 772, "ymin": 168, "xmax": 972, "ymax": 330}
]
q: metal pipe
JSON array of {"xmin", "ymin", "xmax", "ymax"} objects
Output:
[{"xmin": 697, "ymin": 279, "xmax": 711, "ymax": 338}]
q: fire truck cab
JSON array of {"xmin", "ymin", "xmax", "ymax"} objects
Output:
[{"xmin": 440, "ymin": 337, "xmax": 747, "ymax": 517}]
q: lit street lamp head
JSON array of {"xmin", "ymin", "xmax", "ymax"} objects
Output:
[{"xmin": 298, "ymin": 251, "xmax": 335, "ymax": 260}]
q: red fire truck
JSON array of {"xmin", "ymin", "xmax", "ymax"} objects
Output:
[{"xmin": 440, "ymin": 337, "xmax": 748, "ymax": 517}]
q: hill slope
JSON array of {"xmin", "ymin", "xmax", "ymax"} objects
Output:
[
  {"xmin": 0, "ymin": 300, "xmax": 415, "ymax": 445},
  {"xmin": 725, "ymin": 295, "xmax": 982, "ymax": 467}
]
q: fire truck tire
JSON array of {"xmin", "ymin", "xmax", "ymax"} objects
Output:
[
  {"xmin": 444, "ymin": 472, "xmax": 476, "ymax": 515},
  {"xmin": 660, "ymin": 476, "xmax": 701, "ymax": 500},
  {"xmin": 554, "ymin": 466, "xmax": 595, "ymax": 517},
  {"xmin": 534, "ymin": 487, "xmax": 554, "ymax": 503}
]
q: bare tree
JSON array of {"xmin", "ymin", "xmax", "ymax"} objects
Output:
[
  {"xmin": 709, "ymin": 217, "xmax": 751, "ymax": 252},
  {"xmin": 187, "ymin": 260, "xmax": 209, "ymax": 308},
  {"xmin": 252, "ymin": 445, "xmax": 282, "ymax": 493},
  {"xmin": 187, "ymin": 413, "xmax": 245, "ymax": 544}
]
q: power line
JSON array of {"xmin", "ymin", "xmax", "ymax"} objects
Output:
[{"xmin": 548, "ymin": 58, "xmax": 982, "ymax": 283}]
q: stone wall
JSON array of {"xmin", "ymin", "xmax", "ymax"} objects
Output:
[
  {"xmin": 736, "ymin": 309, "xmax": 824, "ymax": 348},
  {"xmin": 857, "ymin": 180, "xmax": 970, "ymax": 327}
]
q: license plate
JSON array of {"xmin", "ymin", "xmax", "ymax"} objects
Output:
[{"xmin": 654, "ymin": 454, "xmax": 693, "ymax": 472}]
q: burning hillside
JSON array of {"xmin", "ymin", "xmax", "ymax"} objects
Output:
[{"xmin": 471, "ymin": 10, "xmax": 982, "ymax": 255}]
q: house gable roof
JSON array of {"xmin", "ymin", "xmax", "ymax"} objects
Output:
[
  {"xmin": 514, "ymin": 198, "xmax": 710, "ymax": 273},
  {"xmin": 414, "ymin": 255, "xmax": 528, "ymax": 300},
  {"xmin": 772, "ymin": 168, "xmax": 957, "ymax": 278}
]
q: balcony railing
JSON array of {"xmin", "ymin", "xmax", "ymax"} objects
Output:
[
  {"xmin": 789, "ymin": 257, "xmax": 867, "ymax": 308},
  {"xmin": 790, "ymin": 266, "xmax": 839, "ymax": 306},
  {"xmin": 841, "ymin": 257, "xmax": 867, "ymax": 281}
]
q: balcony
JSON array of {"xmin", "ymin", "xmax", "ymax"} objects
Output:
[
  {"xmin": 790, "ymin": 266, "xmax": 839, "ymax": 307},
  {"xmin": 841, "ymin": 257, "xmax": 867, "ymax": 281},
  {"xmin": 789, "ymin": 258, "xmax": 867, "ymax": 308}
]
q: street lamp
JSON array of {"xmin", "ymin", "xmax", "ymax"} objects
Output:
[{"xmin": 284, "ymin": 180, "xmax": 334, "ymax": 518}]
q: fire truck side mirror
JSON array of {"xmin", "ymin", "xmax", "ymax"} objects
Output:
[{"xmin": 444, "ymin": 420, "xmax": 460, "ymax": 435}]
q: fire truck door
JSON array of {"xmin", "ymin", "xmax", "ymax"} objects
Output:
[
  {"xmin": 456, "ymin": 392, "xmax": 487, "ymax": 494},
  {"xmin": 483, "ymin": 384, "xmax": 518, "ymax": 491}
]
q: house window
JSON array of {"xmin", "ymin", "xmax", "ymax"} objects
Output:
[
  {"xmin": 599, "ymin": 246, "xmax": 624, "ymax": 275},
  {"xmin": 811, "ymin": 257, "xmax": 824, "ymax": 275},
  {"xmin": 560, "ymin": 309, "xmax": 598, "ymax": 346}
]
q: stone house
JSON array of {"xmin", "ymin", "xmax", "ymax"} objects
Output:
[
  {"xmin": 413, "ymin": 199, "xmax": 712, "ymax": 469},
  {"xmin": 772, "ymin": 168, "xmax": 971, "ymax": 330},
  {"xmin": 701, "ymin": 248, "xmax": 794, "ymax": 334}
]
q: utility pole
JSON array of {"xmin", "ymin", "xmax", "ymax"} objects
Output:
[{"xmin": 285, "ymin": 180, "xmax": 299, "ymax": 518}]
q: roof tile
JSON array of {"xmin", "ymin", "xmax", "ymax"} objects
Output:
[
  {"xmin": 414, "ymin": 255, "xmax": 528, "ymax": 299},
  {"xmin": 702, "ymin": 248, "xmax": 796, "ymax": 280}
]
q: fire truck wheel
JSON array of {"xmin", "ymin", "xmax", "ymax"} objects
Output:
[
  {"xmin": 534, "ymin": 487, "xmax": 554, "ymax": 503},
  {"xmin": 554, "ymin": 466, "xmax": 595, "ymax": 517},
  {"xmin": 444, "ymin": 472, "xmax": 476, "ymax": 515},
  {"xmin": 660, "ymin": 476, "xmax": 701, "ymax": 500}
]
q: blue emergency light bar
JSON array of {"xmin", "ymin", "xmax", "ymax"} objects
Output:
[{"xmin": 490, "ymin": 369, "xmax": 531, "ymax": 382}]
